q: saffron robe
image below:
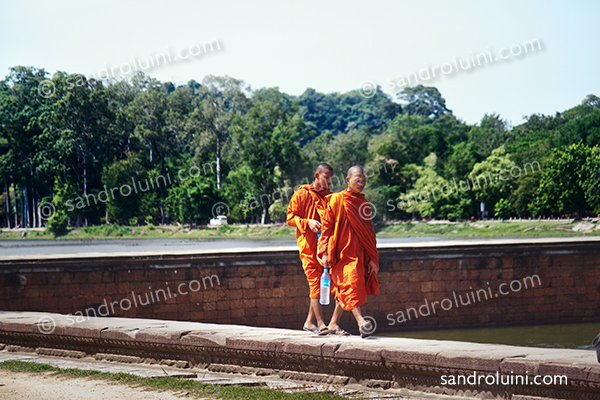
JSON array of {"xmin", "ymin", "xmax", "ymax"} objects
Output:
[
  {"xmin": 286, "ymin": 184, "xmax": 331, "ymax": 299},
  {"xmin": 318, "ymin": 189, "xmax": 379, "ymax": 310}
]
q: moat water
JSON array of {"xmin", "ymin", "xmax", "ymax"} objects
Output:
[{"xmin": 382, "ymin": 322, "xmax": 600, "ymax": 350}]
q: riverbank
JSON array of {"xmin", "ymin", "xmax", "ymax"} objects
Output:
[{"xmin": 1, "ymin": 219, "xmax": 599, "ymax": 241}]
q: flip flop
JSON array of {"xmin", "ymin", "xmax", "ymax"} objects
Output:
[
  {"xmin": 360, "ymin": 322, "xmax": 374, "ymax": 338},
  {"xmin": 303, "ymin": 326, "xmax": 319, "ymax": 334},
  {"xmin": 330, "ymin": 328, "xmax": 350, "ymax": 336},
  {"xmin": 317, "ymin": 327, "xmax": 331, "ymax": 336}
]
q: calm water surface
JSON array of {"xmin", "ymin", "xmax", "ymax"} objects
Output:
[
  {"xmin": 381, "ymin": 322, "xmax": 600, "ymax": 350},
  {"xmin": 0, "ymin": 236, "xmax": 445, "ymax": 256}
]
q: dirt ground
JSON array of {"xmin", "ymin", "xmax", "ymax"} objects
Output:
[{"xmin": 0, "ymin": 370, "xmax": 197, "ymax": 400}]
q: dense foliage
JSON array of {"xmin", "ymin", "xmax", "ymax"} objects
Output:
[{"xmin": 1, "ymin": 66, "xmax": 599, "ymax": 231}]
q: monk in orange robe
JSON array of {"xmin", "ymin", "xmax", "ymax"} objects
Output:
[
  {"xmin": 287, "ymin": 163, "xmax": 334, "ymax": 334},
  {"xmin": 318, "ymin": 165, "xmax": 379, "ymax": 337}
]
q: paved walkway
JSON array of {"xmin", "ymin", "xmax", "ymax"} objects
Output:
[{"xmin": 0, "ymin": 311, "xmax": 597, "ymax": 399}]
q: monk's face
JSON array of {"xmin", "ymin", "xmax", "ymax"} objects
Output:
[
  {"xmin": 315, "ymin": 170, "xmax": 333, "ymax": 189},
  {"xmin": 347, "ymin": 171, "xmax": 366, "ymax": 193}
]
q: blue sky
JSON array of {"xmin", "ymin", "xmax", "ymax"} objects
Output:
[{"xmin": 1, "ymin": 0, "xmax": 598, "ymax": 125}]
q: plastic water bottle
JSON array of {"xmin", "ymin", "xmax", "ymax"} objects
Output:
[{"xmin": 320, "ymin": 268, "xmax": 330, "ymax": 305}]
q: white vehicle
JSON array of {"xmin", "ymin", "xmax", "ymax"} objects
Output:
[{"xmin": 209, "ymin": 215, "xmax": 228, "ymax": 226}]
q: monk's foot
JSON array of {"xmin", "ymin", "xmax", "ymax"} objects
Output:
[
  {"xmin": 359, "ymin": 321, "xmax": 374, "ymax": 338},
  {"xmin": 303, "ymin": 323, "xmax": 319, "ymax": 333},
  {"xmin": 317, "ymin": 325, "xmax": 331, "ymax": 335},
  {"xmin": 329, "ymin": 327, "xmax": 350, "ymax": 336}
]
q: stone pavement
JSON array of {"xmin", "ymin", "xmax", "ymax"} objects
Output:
[{"xmin": 1, "ymin": 311, "xmax": 598, "ymax": 399}]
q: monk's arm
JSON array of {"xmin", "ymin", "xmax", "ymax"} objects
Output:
[
  {"xmin": 368, "ymin": 221, "xmax": 380, "ymax": 273},
  {"xmin": 368, "ymin": 259, "xmax": 379, "ymax": 274},
  {"xmin": 317, "ymin": 198, "xmax": 336, "ymax": 262},
  {"xmin": 286, "ymin": 192, "xmax": 308, "ymax": 233}
]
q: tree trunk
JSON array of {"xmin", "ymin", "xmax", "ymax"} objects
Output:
[
  {"xmin": 23, "ymin": 185, "xmax": 29, "ymax": 228},
  {"xmin": 216, "ymin": 136, "xmax": 221, "ymax": 189},
  {"xmin": 5, "ymin": 182, "xmax": 10, "ymax": 229},
  {"xmin": 31, "ymin": 188, "xmax": 37, "ymax": 228},
  {"xmin": 84, "ymin": 163, "xmax": 88, "ymax": 226},
  {"xmin": 261, "ymin": 201, "xmax": 270, "ymax": 225},
  {"xmin": 160, "ymin": 157, "xmax": 165, "ymax": 225},
  {"xmin": 13, "ymin": 184, "xmax": 18, "ymax": 228}
]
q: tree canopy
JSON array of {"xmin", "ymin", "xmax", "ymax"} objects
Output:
[{"xmin": 1, "ymin": 65, "xmax": 599, "ymax": 231}]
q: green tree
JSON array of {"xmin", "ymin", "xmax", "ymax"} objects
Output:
[
  {"xmin": 403, "ymin": 153, "xmax": 448, "ymax": 217},
  {"xmin": 494, "ymin": 198, "xmax": 511, "ymax": 219},
  {"xmin": 468, "ymin": 146, "xmax": 516, "ymax": 216},
  {"xmin": 101, "ymin": 154, "xmax": 148, "ymax": 224},
  {"xmin": 538, "ymin": 142, "xmax": 591, "ymax": 217},
  {"xmin": 45, "ymin": 72, "xmax": 116, "ymax": 225},
  {"xmin": 47, "ymin": 178, "xmax": 71, "ymax": 236},
  {"xmin": 468, "ymin": 113, "xmax": 511, "ymax": 160},
  {"xmin": 582, "ymin": 94, "xmax": 600, "ymax": 109},
  {"xmin": 579, "ymin": 145, "xmax": 600, "ymax": 214},
  {"xmin": 230, "ymin": 88, "xmax": 303, "ymax": 224},
  {"xmin": 128, "ymin": 79, "xmax": 177, "ymax": 224},
  {"xmin": 0, "ymin": 66, "xmax": 57, "ymax": 228},
  {"xmin": 396, "ymin": 84, "xmax": 451, "ymax": 120},
  {"xmin": 189, "ymin": 75, "xmax": 251, "ymax": 189},
  {"xmin": 166, "ymin": 172, "xmax": 219, "ymax": 226},
  {"xmin": 444, "ymin": 142, "xmax": 477, "ymax": 180}
]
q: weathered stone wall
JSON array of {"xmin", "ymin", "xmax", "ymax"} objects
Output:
[{"xmin": 1, "ymin": 239, "xmax": 599, "ymax": 333}]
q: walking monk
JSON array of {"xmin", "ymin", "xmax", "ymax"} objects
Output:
[
  {"xmin": 287, "ymin": 163, "xmax": 334, "ymax": 335},
  {"xmin": 318, "ymin": 165, "xmax": 379, "ymax": 338}
]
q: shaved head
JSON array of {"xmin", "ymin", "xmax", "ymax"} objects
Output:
[
  {"xmin": 347, "ymin": 165, "xmax": 365, "ymax": 178},
  {"xmin": 316, "ymin": 163, "xmax": 333, "ymax": 174},
  {"xmin": 314, "ymin": 163, "xmax": 334, "ymax": 189}
]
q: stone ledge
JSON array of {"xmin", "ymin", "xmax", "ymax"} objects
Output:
[
  {"xmin": 2, "ymin": 235, "xmax": 600, "ymax": 263},
  {"xmin": 0, "ymin": 311, "xmax": 598, "ymax": 399}
]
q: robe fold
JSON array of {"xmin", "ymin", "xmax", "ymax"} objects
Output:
[
  {"xmin": 286, "ymin": 184, "xmax": 331, "ymax": 299},
  {"xmin": 318, "ymin": 189, "xmax": 379, "ymax": 311}
]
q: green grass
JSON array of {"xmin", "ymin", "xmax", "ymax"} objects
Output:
[
  {"xmin": 0, "ymin": 360, "xmax": 362, "ymax": 400},
  {"xmin": 376, "ymin": 220, "xmax": 600, "ymax": 239},
  {"xmin": 0, "ymin": 223, "xmax": 298, "ymax": 240},
  {"xmin": 1, "ymin": 220, "xmax": 598, "ymax": 241}
]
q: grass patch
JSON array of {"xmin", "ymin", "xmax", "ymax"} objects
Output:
[
  {"xmin": 377, "ymin": 220, "xmax": 600, "ymax": 239},
  {"xmin": 1, "ymin": 220, "xmax": 598, "ymax": 241},
  {"xmin": 0, "ymin": 224, "xmax": 297, "ymax": 241},
  {"xmin": 0, "ymin": 360, "xmax": 359, "ymax": 400}
]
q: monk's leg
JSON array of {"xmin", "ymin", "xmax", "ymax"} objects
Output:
[
  {"xmin": 351, "ymin": 306, "xmax": 366, "ymax": 328},
  {"xmin": 303, "ymin": 261, "xmax": 323, "ymax": 331},
  {"xmin": 327, "ymin": 301, "xmax": 345, "ymax": 331},
  {"xmin": 310, "ymin": 299, "xmax": 327, "ymax": 331},
  {"xmin": 304, "ymin": 301, "xmax": 317, "ymax": 330},
  {"xmin": 352, "ymin": 306, "xmax": 375, "ymax": 337}
]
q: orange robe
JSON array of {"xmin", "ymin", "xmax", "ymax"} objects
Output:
[
  {"xmin": 286, "ymin": 184, "xmax": 332, "ymax": 299},
  {"xmin": 318, "ymin": 189, "xmax": 379, "ymax": 311}
]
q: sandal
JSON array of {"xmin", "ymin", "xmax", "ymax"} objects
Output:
[
  {"xmin": 317, "ymin": 327, "xmax": 331, "ymax": 336},
  {"xmin": 303, "ymin": 326, "xmax": 319, "ymax": 334},
  {"xmin": 330, "ymin": 328, "xmax": 350, "ymax": 336},
  {"xmin": 360, "ymin": 322, "xmax": 374, "ymax": 338}
]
